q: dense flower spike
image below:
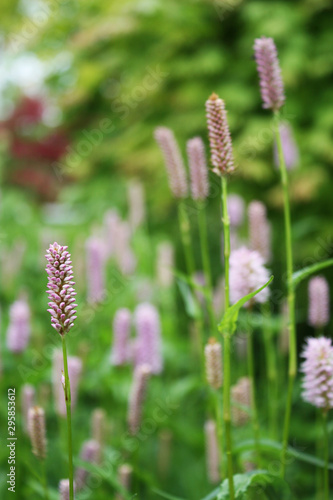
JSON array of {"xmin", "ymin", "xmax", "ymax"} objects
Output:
[
  {"xmin": 115, "ymin": 464, "xmax": 133, "ymax": 500},
  {"xmin": 230, "ymin": 246, "xmax": 270, "ymax": 307},
  {"xmin": 154, "ymin": 126, "xmax": 188, "ymax": 198},
  {"xmin": 111, "ymin": 308, "xmax": 132, "ymax": 366},
  {"xmin": 59, "ymin": 479, "xmax": 76, "ymax": 500},
  {"xmin": 228, "ymin": 194, "xmax": 245, "ymax": 227},
  {"xmin": 128, "ymin": 180, "xmax": 146, "ymax": 231},
  {"xmin": 308, "ymin": 276, "xmax": 330, "ymax": 329},
  {"xmin": 85, "ymin": 236, "xmax": 106, "ymax": 304},
  {"xmin": 204, "ymin": 420, "xmax": 220, "ymax": 484},
  {"xmin": 52, "ymin": 350, "xmax": 82, "ymax": 417},
  {"xmin": 248, "ymin": 201, "xmax": 271, "ymax": 263},
  {"xmin": 6, "ymin": 297, "xmax": 31, "ymax": 353},
  {"xmin": 127, "ymin": 364, "xmax": 151, "ymax": 435},
  {"xmin": 301, "ymin": 337, "xmax": 333, "ymax": 411},
  {"xmin": 114, "ymin": 220, "xmax": 137, "ymax": 275},
  {"xmin": 45, "ymin": 242, "xmax": 77, "ymax": 336},
  {"xmin": 205, "ymin": 93, "xmax": 234, "ymax": 176},
  {"xmin": 231, "ymin": 377, "xmax": 251, "ymax": 426},
  {"xmin": 187, "ymin": 137, "xmax": 209, "ymax": 200},
  {"xmin": 204, "ymin": 338, "xmax": 223, "ymax": 389},
  {"xmin": 75, "ymin": 440, "xmax": 101, "ymax": 490},
  {"xmin": 134, "ymin": 303, "xmax": 163, "ymax": 374},
  {"xmin": 253, "ymin": 36, "xmax": 285, "ymax": 111},
  {"xmin": 28, "ymin": 406, "xmax": 47, "ymax": 459},
  {"xmin": 273, "ymin": 122, "xmax": 299, "ymax": 170},
  {"xmin": 21, "ymin": 384, "xmax": 36, "ymax": 434}
]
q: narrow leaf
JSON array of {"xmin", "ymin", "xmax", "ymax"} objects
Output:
[
  {"xmin": 218, "ymin": 276, "xmax": 274, "ymax": 335},
  {"xmin": 292, "ymin": 259, "xmax": 333, "ymax": 287}
]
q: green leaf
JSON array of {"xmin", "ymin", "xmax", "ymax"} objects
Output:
[
  {"xmin": 292, "ymin": 259, "xmax": 333, "ymax": 287},
  {"xmin": 177, "ymin": 278, "xmax": 201, "ymax": 319},
  {"xmin": 216, "ymin": 470, "xmax": 290, "ymax": 500},
  {"xmin": 218, "ymin": 276, "xmax": 274, "ymax": 335}
]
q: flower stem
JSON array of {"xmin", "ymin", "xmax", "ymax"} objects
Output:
[
  {"xmin": 247, "ymin": 328, "xmax": 262, "ymax": 467},
  {"xmin": 197, "ymin": 202, "xmax": 216, "ymax": 330},
  {"xmin": 323, "ymin": 411, "xmax": 329, "ymax": 500},
  {"xmin": 215, "ymin": 390, "xmax": 224, "ymax": 479},
  {"xmin": 274, "ymin": 112, "xmax": 296, "ymax": 478},
  {"xmin": 221, "ymin": 176, "xmax": 235, "ymax": 500},
  {"xmin": 261, "ymin": 302, "xmax": 278, "ymax": 438},
  {"xmin": 62, "ymin": 335, "xmax": 74, "ymax": 500},
  {"xmin": 178, "ymin": 202, "xmax": 195, "ymax": 277},
  {"xmin": 41, "ymin": 460, "xmax": 49, "ymax": 500}
]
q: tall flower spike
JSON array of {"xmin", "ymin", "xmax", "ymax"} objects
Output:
[
  {"xmin": 28, "ymin": 406, "xmax": 47, "ymax": 459},
  {"xmin": 204, "ymin": 338, "xmax": 223, "ymax": 389},
  {"xmin": 154, "ymin": 126, "xmax": 188, "ymax": 198},
  {"xmin": 227, "ymin": 194, "xmax": 245, "ymax": 228},
  {"xmin": 301, "ymin": 337, "xmax": 333, "ymax": 411},
  {"xmin": 187, "ymin": 137, "xmax": 209, "ymax": 200},
  {"xmin": 231, "ymin": 377, "xmax": 251, "ymax": 426},
  {"xmin": 75, "ymin": 440, "xmax": 101, "ymax": 490},
  {"xmin": 21, "ymin": 384, "xmax": 36, "ymax": 434},
  {"xmin": 111, "ymin": 308, "xmax": 132, "ymax": 366},
  {"xmin": 308, "ymin": 276, "xmax": 330, "ymax": 329},
  {"xmin": 229, "ymin": 246, "xmax": 270, "ymax": 307},
  {"xmin": 45, "ymin": 242, "xmax": 77, "ymax": 336},
  {"xmin": 115, "ymin": 464, "xmax": 133, "ymax": 500},
  {"xmin": 248, "ymin": 200, "xmax": 271, "ymax": 263},
  {"xmin": 127, "ymin": 364, "xmax": 151, "ymax": 435},
  {"xmin": 204, "ymin": 420, "xmax": 220, "ymax": 484},
  {"xmin": 156, "ymin": 242, "xmax": 174, "ymax": 288},
  {"xmin": 253, "ymin": 36, "xmax": 285, "ymax": 111},
  {"xmin": 134, "ymin": 303, "xmax": 163, "ymax": 374},
  {"xmin": 6, "ymin": 297, "xmax": 31, "ymax": 353},
  {"xmin": 205, "ymin": 93, "xmax": 234, "ymax": 176}
]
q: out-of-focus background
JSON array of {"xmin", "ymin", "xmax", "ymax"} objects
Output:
[{"xmin": 0, "ymin": 0, "xmax": 333, "ymax": 499}]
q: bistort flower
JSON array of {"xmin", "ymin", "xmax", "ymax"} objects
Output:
[
  {"xmin": 308, "ymin": 276, "xmax": 330, "ymax": 329},
  {"xmin": 46, "ymin": 242, "xmax": 77, "ymax": 336}
]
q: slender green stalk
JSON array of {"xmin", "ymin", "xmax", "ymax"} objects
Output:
[
  {"xmin": 178, "ymin": 202, "xmax": 195, "ymax": 277},
  {"xmin": 274, "ymin": 112, "xmax": 296, "ymax": 477},
  {"xmin": 221, "ymin": 176, "xmax": 235, "ymax": 500},
  {"xmin": 197, "ymin": 202, "xmax": 216, "ymax": 329},
  {"xmin": 261, "ymin": 303, "xmax": 278, "ymax": 438},
  {"xmin": 215, "ymin": 391, "xmax": 225, "ymax": 479},
  {"xmin": 247, "ymin": 328, "xmax": 262, "ymax": 467},
  {"xmin": 62, "ymin": 336, "xmax": 74, "ymax": 500},
  {"xmin": 41, "ymin": 460, "xmax": 49, "ymax": 500},
  {"xmin": 323, "ymin": 411, "xmax": 329, "ymax": 500}
]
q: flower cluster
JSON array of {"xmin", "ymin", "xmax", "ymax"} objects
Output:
[
  {"xmin": 308, "ymin": 276, "xmax": 330, "ymax": 329},
  {"xmin": 46, "ymin": 243, "xmax": 77, "ymax": 336},
  {"xmin": 301, "ymin": 337, "xmax": 333, "ymax": 411},
  {"xmin": 6, "ymin": 297, "xmax": 31, "ymax": 353},
  {"xmin": 187, "ymin": 137, "xmax": 209, "ymax": 200},
  {"xmin": 248, "ymin": 200, "xmax": 271, "ymax": 263}
]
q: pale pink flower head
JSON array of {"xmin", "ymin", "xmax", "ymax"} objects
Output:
[
  {"xmin": 6, "ymin": 297, "xmax": 31, "ymax": 353},
  {"xmin": 227, "ymin": 194, "xmax": 245, "ymax": 228},
  {"xmin": 229, "ymin": 246, "xmax": 270, "ymax": 307},
  {"xmin": 45, "ymin": 242, "xmax": 77, "ymax": 336},
  {"xmin": 253, "ymin": 36, "xmax": 285, "ymax": 111},
  {"xmin": 301, "ymin": 337, "xmax": 333, "ymax": 411},
  {"xmin": 206, "ymin": 93, "xmax": 234, "ymax": 176},
  {"xmin": 127, "ymin": 364, "xmax": 151, "ymax": 435},
  {"xmin": 308, "ymin": 276, "xmax": 330, "ymax": 329},
  {"xmin": 75, "ymin": 440, "xmax": 101, "ymax": 490},
  {"xmin": 273, "ymin": 122, "xmax": 299, "ymax": 170},
  {"xmin": 134, "ymin": 303, "xmax": 163, "ymax": 374},
  {"xmin": 187, "ymin": 137, "xmax": 209, "ymax": 200},
  {"xmin": 85, "ymin": 236, "xmax": 106, "ymax": 304},
  {"xmin": 110, "ymin": 308, "xmax": 132, "ymax": 366},
  {"xmin": 154, "ymin": 127, "xmax": 188, "ymax": 198}
]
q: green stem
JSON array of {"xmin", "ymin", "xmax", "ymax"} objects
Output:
[
  {"xmin": 41, "ymin": 460, "xmax": 49, "ymax": 500},
  {"xmin": 62, "ymin": 335, "xmax": 74, "ymax": 500},
  {"xmin": 221, "ymin": 176, "xmax": 235, "ymax": 500},
  {"xmin": 215, "ymin": 391, "xmax": 225, "ymax": 479},
  {"xmin": 247, "ymin": 328, "xmax": 262, "ymax": 467},
  {"xmin": 323, "ymin": 411, "xmax": 329, "ymax": 500},
  {"xmin": 261, "ymin": 303, "xmax": 278, "ymax": 438},
  {"xmin": 197, "ymin": 202, "xmax": 216, "ymax": 330},
  {"xmin": 178, "ymin": 202, "xmax": 195, "ymax": 277},
  {"xmin": 274, "ymin": 112, "xmax": 296, "ymax": 478}
]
